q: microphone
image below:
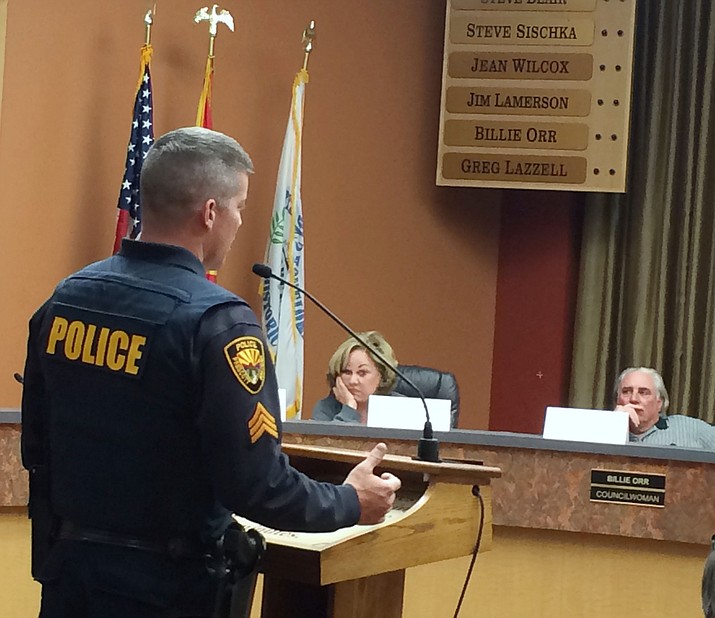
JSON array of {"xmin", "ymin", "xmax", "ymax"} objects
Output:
[
  {"xmin": 13, "ymin": 373, "xmax": 23, "ymax": 385},
  {"xmin": 252, "ymin": 263, "xmax": 440, "ymax": 462}
]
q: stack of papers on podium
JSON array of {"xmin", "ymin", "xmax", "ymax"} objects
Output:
[
  {"xmin": 367, "ymin": 395, "xmax": 451, "ymax": 432},
  {"xmin": 542, "ymin": 406, "xmax": 629, "ymax": 445},
  {"xmin": 278, "ymin": 388, "xmax": 287, "ymax": 421}
]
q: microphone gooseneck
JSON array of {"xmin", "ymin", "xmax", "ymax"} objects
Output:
[{"xmin": 252, "ymin": 263, "xmax": 441, "ymax": 462}]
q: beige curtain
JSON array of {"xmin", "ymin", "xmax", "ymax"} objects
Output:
[{"xmin": 570, "ymin": 1, "xmax": 715, "ymax": 421}]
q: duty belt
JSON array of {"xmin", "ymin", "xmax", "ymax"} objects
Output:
[{"xmin": 58, "ymin": 520, "xmax": 204, "ymax": 559}]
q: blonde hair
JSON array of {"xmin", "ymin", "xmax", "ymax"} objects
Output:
[{"xmin": 327, "ymin": 331, "xmax": 398, "ymax": 394}]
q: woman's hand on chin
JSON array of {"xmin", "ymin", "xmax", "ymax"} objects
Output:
[{"xmin": 333, "ymin": 376, "xmax": 357, "ymax": 409}]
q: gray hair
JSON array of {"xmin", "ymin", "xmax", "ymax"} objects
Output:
[
  {"xmin": 140, "ymin": 127, "xmax": 253, "ymax": 222},
  {"xmin": 613, "ymin": 367, "xmax": 670, "ymax": 413}
]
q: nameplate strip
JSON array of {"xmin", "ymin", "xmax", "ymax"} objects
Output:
[{"xmin": 589, "ymin": 469, "xmax": 666, "ymax": 508}]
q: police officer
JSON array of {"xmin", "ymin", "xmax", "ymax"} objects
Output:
[{"xmin": 21, "ymin": 127, "xmax": 401, "ymax": 618}]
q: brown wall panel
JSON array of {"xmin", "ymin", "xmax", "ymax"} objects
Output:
[
  {"xmin": 0, "ymin": 1, "xmax": 502, "ymax": 429},
  {"xmin": 489, "ymin": 190, "xmax": 582, "ymax": 434}
]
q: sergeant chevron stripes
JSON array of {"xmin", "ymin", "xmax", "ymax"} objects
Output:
[{"xmin": 248, "ymin": 402, "xmax": 279, "ymax": 443}]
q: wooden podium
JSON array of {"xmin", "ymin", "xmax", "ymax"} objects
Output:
[{"xmin": 239, "ymin": 444, "xmax": 502, "ymax": 618}]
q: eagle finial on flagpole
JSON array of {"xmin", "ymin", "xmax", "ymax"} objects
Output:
[
  {"xmin": 193, "ymin": 4, "xmax": 234, "ymax": 282},
  {"xmin": 301, "ymin": 20, "xmax": 316, "ymax": 71},
  {"xmin": 144, "ymin": 7, "xmax": 155, "ymax": 46},
  {"xmin": 194, "ymin": 4, "xmax": 234, "ymax": 57}
]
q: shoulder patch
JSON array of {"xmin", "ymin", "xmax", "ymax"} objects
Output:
[
  {"xmin": 248, "ymin": 402, "xmax": 279, "ymax": 443},
  {"xmin": 223, "ymin": 336, "xmax": 266, "ymax": 394}
]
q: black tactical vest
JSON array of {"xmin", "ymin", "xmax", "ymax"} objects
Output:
[{"xmin": 38, "ymin": 244, "xmax": 242, "ymax": 540}]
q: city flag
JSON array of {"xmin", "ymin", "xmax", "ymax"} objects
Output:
[
  {"xmin": 260, "ymin": 68, "xmax": 309, "ymax": 419},
  {"xmin": 113, "ymin": 44, "xmax": 154, "ymax": 254}
]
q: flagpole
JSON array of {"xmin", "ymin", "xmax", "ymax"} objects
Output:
[
  {"xmin": 194, "ymin": 4, "xmax": 234, "ymax": 282},
  {"xmin": 193, "ymin": 4, "xmax": 234, "ymax": 129},
  {"xmin": 301, "ymin": 20, "xmax": 316, "ymax": 71},
  {"xmin": 259, "ymin": 23, "xmax": 316, "ymax": 420},
  {"xmin": 144, "ymin": 7, "xmax": 153, "ymax": 45},
  {"xmin": 113, "ymin": 9, "xmax": 156, "ymax": 254}
]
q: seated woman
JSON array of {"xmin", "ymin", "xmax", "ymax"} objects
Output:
[{"xmin": 312, "ymin": 331, "xmax": 398, "ymax": 424}]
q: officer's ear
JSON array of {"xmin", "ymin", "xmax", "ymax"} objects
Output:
[{"xmin": 201, "ymin": 199, "xmax": 218, "ymax": 231}]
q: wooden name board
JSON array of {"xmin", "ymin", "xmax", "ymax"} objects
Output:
[{"xmin": 437, "ymin": 0, "xmax": 636, "ymax": 192}]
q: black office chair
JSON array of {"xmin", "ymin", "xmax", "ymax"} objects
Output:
[{"xmin": 391, "ymin": 364, "xmax": 460, "ymax": 428}]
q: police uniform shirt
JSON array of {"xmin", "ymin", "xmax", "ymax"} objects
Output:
[{"xmin": 21, "ymin": 240, "xmax": 360, "ymax": 541}]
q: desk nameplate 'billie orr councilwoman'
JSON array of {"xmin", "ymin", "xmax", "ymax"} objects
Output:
[
  {"xmin": 436, "ymin": 0, "xmax": 636, "ymax": 192},
  {"xmin": 589, "ymin": 469, "xmax": 667, "ymax": 508}
]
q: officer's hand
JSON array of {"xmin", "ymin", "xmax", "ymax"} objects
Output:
[{"xmin": 343, "ymin": 443, "xmax": 401, "ymax": 525}]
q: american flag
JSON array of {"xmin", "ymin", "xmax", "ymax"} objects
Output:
[{"xmin": 113, "ymin": 46, "xmax": 154, "ymax": 254}]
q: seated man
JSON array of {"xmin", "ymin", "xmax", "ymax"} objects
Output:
[{"xmin": 614, "ymin": 367, "xmax": 715, "ymax": 449}]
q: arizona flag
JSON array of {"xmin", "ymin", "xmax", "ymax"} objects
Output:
[
  {"xmin": 196, "ymin": 54, "xmax": 214, "ymax": 129},
  {"xmin": 113, "ymin": 44, "xmax": 154, "ymax": 253},
  {"xmin": 261, "ymin": 69, "xmax": 309, "ymax": 419},
  {"xmin": 196, "ymin": 54, "xmax": 218, "ymax": 281}
]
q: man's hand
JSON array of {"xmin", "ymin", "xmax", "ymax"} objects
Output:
[
  {"xmin": 332, "ymin": 376, "xmax": 357, "ymax": 409},
  {"xmin": 616, "ymin": 404, "xmax": 641, "ymax": 431},
  {"xmin": 344, "ymin": 443, "xmax": 401, "ymax": 525}
]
